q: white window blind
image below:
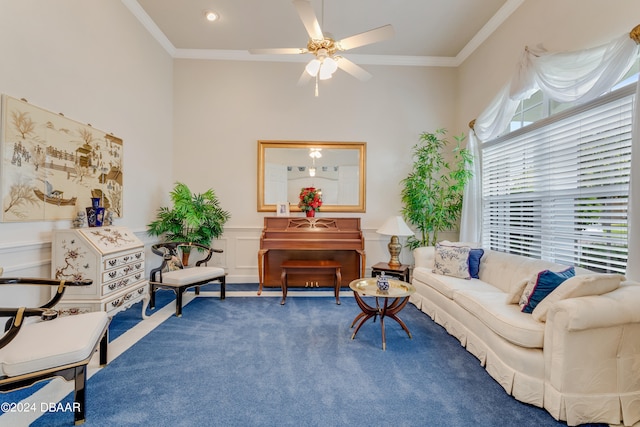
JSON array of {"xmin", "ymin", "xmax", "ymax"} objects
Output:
[{"xmin": 482, "ymin": 85, "xmax": 635, "ymax": 273}]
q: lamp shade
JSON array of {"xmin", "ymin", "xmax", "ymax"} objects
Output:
[
  {"xmin": 376, "ymin": 216, "xmax": 414, "ymax": 237},
  {"xmin": 319, "ymin": 57, "xmax": 338, "ymax": 80},
  {"xmin": 305, "ymin": 59, "xmax": 321, "ymax": 77}
]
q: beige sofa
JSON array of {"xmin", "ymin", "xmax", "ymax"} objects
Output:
[{"xmin": 409, "ymin": 244, "xmax": 640, "ymax": 426}]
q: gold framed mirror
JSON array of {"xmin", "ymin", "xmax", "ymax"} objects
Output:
[{"xmin": 257, "ymin": 140, "xmax": 366, "ymax": 212}]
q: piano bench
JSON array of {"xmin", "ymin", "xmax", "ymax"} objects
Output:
[{"xmin": 280, "ymin": 260, "xmax": 342, "ymax": 305}]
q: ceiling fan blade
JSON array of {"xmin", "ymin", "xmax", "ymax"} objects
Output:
[
  {"xmin": 336, "ymin": 24, "xmax": 395, "ymax": 51},
  {"xmin": 335, "ymin": 57, "xmax": 372, "ymax": 81},
  {"xmin": 249, "ymin": 48, "xmax": 307, "ymax": 55},
  {"xmin": 292, "ymin": 0, "xmax": 323, "ymax": 40},
  {"xmin": 297, "ymin": 69, "xmax": 313, "ymax": 86}
]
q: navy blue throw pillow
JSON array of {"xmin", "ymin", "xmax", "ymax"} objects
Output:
[
  {"xmin": 468, "ymin": 248, "xmax": 484, "ymax": 279},
  {"xmin": 520, "ymin": 267, "xmax": 575, "ymax": 313}
]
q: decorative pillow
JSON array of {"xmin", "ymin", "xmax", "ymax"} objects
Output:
[
  {"xmin": 436, "ymin": 241, "xmax": 484, "ymax": 278},
  {"xmin": 433, "ymin": 244, "xmax": 471, "ymax": 279},
  {"xmin": 531, "ymin": 273, "xmax": 624, "ymax": 322},
  {"xmin": 519, "ymin": 267, "xmax": 575, "ymax": 313},
  {"xmin": 468, "ymin": 248, "xmax": 484, "ymax": 279},
  {"xmin": 163, "ymin": 255, "xmax": 184, "ymax": 272},
  {"xmin": 506, "ymin": 277, "xmax": 531, "ymax": 304}
]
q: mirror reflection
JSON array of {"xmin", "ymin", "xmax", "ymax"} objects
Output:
[{"xmin": 257, "ymin": 141, "xmax": 366, "ymax": 212}]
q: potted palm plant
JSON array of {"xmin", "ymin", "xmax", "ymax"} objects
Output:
[
  {"xmin": 401, "ymin": 129, "xmax": 473, "ymax": 249},
  {"xmin": 147, "ymin": 182, "xmax": 231, "ymax": 265}
]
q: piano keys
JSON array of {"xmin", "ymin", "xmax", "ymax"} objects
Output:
[{"xmin": 258, "ymin": 217, "xmax": 366, "ymax": 294}]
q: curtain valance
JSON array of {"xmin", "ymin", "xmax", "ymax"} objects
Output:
[{"xmin": 472, "ymin": 25, "xmax": 640, "ymax": 142}]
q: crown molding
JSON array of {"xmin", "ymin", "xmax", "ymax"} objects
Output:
[
  {"xmin": 454, "ymin": 0, "xmax": 525, "ymax": 66},
  {"xmin": 123, "ymin": 0, "xmax": 524, "ymax": 68},
  {"xmin": 121, "ymin": 0, "xmax": 176, "ymax": 56},
  {"xmin": 173, "ymin": 49, "xmax": 459, "ymax": 67}
]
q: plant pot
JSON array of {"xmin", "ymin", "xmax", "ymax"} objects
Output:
[{"xmin": 306, "ymin": 210, "xmax": 315, "ymax": 217}]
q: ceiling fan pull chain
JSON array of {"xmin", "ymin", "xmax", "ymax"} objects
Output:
[{"xmin": 315, "ymin": 74, "xmax": 319, "ymax": 97}]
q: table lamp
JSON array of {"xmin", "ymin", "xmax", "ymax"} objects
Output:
[{"xmin": 376, "ymin": 216, "xmax": 414, "ymax": 267}]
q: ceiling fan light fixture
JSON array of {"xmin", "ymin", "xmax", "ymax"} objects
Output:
[
  {"xmin": 248, "ymin": 1, "xmax": 394, "ymax": 94},
  {"xmin": 324, "ymin": 56, "xmax": 338, "ymax": 73},
  {"xmin": 204, "ymin": 10, "xmax": 219, "ymax": 22},
  {"xmin": 309, "ymin": 148, "xmax": 322, "ymax": 158},
  {"xmin": 305, "ymin": 59, "xmax": 321, "ymax": 77},
  {"xmin": 319, "ymin": 57, "xmax": 338, "ymax": 80},
  {"xmin": 319, "ymin": 65, "xmax": 332, "ymax": 80}
]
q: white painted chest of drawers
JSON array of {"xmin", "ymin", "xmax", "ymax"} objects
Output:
[{"xmin": 51, "ymin": 226, "xmax": 148, "ymax": 317}]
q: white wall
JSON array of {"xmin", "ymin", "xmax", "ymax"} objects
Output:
[
  {"xmin": 172, "ymin": 59, "xmax": 458, "ymax": 280},
  {"xmin": 0, "ymin": 1, "xmax": 173, "ymax": 302}
]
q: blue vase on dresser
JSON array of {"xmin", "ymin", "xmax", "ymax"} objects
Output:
[{"xmin": 86, "ymin": 197, "xmax": 105, "ymax": 227}]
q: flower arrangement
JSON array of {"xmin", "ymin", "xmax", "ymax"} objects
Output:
[{"xmin": 298, "ymin": 187, "xmax": 323, "ymax": 212}]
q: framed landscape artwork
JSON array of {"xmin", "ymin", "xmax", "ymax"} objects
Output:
[{"xmin": 0, "ymin": 95, "xmax": 123, "ymax": 222}]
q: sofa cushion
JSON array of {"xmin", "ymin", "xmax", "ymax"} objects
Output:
[
  {"xmin": 413, "ymin": 246, "xmax": 435, "ymax": 269},
  {"xmin": 434, "ymin": 244, "xmax": 471, "ymax": 279},
  {"xmin": 505, "ymin": 276, "xmax": 532, "ymax": 305},
  {"xmin": 480, "ymin": 250, "xmax": 569, "ymax": 294},
  {"xmin": 519, "ymin": 267, "xmax": 575, "ymax": 313},
  {"xmin": 413, "ymin": 268, "xmax": 500, "ymax": 300},
  {"xmin": 454, "ymin": 290, "xmax": 545, "ymax": 348},
  {"xmin": 531, "ymin": 273, "xmax": 624, "ymax": 322},
  {"xmin": 0, "ymin": 311, "xmax": 109, "ymax": 377}
]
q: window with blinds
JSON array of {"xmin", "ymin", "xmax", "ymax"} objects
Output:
[{"xmin": 482, "ymin": 84, "xmax": 635, "ymax": 273}]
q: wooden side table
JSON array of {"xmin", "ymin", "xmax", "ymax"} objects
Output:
[
  {"xmin": 371, "ymin": 262, "xmax": 411, "ymax": 283},
  {"xmin": 349, "ymin": 278, "xmax": 415, "ymax": 350}
]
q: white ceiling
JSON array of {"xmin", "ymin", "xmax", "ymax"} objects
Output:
[{"xmin": 126, "ymin": 0, "xmax": 524, "ymax": 67}]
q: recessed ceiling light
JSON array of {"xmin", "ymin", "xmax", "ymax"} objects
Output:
[{"xmin": 204, "ymin": 10, "xmax": 219, "ymax": 22}]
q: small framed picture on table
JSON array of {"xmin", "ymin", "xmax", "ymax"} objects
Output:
[{"xmin": 276, "ymin": 202, "xmax": 290, "ymax": 217}]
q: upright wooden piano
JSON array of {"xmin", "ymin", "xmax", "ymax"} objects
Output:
[{"xmin": 258, "ymin": 217, "xmax": 365, "ymax": 293}]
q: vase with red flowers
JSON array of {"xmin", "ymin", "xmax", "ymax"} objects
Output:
[{"xmin": 298, "ymin": 187, "xmax": 322, "ymax": 217}]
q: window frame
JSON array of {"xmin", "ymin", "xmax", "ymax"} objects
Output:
[{"xmin": 481, "ymin": 83, "xmax": 636, "ymax": 273}]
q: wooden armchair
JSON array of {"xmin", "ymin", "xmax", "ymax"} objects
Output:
[
  {"xmin": 0, "ymin": 277, "xmax": 110, "ymax": 425},
  {"xmin": 149, "ymin": 242, "xmax": 226, "ymax": 317}
]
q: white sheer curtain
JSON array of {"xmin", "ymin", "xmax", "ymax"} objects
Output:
[
  {"xmin": 459, "ymin": 131, "xmax": 481, "ymax": 243},
  {"xmin": 463, "ymin": 26, "xmax": 640, "ymax": 277}
]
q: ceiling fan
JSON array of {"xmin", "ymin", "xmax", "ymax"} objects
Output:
[{"xmin": 249, "ymin": 0, "xmax": 394, "ymax": 95}]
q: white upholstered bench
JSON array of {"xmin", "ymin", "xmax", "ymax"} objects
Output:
[{"xmin": 149, "ymin": 242, "xmax": 227, "ymax": 317}]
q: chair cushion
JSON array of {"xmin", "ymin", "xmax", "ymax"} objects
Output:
[
  {"xmin": 0, "ymin": 311, "xmax": 109, "ymax": 377},
  {"xmin": 160, "ymin": 266, "xmax": 225, "ymax": 286}
]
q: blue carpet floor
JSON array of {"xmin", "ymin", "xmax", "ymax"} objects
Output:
[{"xmin": 25, "ymin": 292, "xmax": 576, "ymax": 427}]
